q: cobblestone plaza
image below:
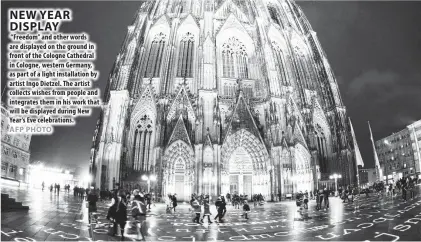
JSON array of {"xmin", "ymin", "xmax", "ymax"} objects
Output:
[{"xmin": 2, "ymin": 186, "xmax": 421, "ymax": 241}]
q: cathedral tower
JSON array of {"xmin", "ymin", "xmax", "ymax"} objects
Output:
[{"xmin": 90, "ymin": 0, "xmax": 357, "ymax": 200}]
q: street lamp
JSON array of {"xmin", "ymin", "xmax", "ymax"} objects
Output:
[
  {"xmin": 142, "ymin": 174, "xmax": 156, "ymax": 193},
  {"xmin": 329, "ymin": 173, "xmax": 342, "ymax": 196}
]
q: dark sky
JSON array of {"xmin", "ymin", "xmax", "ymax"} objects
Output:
[{"xmin": 1, "ymin": 1, "xmax": 420, "ymax": 171}]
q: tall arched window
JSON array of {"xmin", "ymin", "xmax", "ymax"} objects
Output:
[
  {"xmin": 272, "ymin": 42, "xmax": 290, "ymax": 86},
  {"xmin": 133, "ymin": 114, "xmax": 154, "ymax": 171},
  {"xmin": 177, "ymin": 32, "xmax": 195, "ymax": 77},
  {"xmin": 145, "ymin": 33, "xmax": 166, "ymax": 78},
  {"xmin": 222, "ymin": 37, "xmax": 249, "ymax": 79}
]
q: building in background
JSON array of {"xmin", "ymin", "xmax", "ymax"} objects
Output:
[
  {"xmin": 28, "ymin": 161, "xmax": 81, "ymax": 189},
  {"xmin": 359, "ymin": 168, "xmax": 377, "ymax": 188},
  {"xmin": 375, "ymin": 119, "xmax": 421, "ymax": 184},
  {"xmin": 408, "ymin": 120, "xmax": 421, "ymax": 178},
  {"xmin": 90, "ymin": 0, "xmax": 358, "ymax": 200},
  {"xmin": 1, "ymin": 102, "xmax": 31, "ymax": 184}
]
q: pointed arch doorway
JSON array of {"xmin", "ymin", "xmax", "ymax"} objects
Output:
[
  {"xmin": 174, "ymin": 158, "xmax": 186, "ymax": 200},
  {"xmin": 228, "ymin": 147, "xmax": 253, "ymax": 197}
]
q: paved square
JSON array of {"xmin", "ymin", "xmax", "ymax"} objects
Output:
[{"xmin": 2, "ymin": 185, "xmax": 421, "ymax": 241}]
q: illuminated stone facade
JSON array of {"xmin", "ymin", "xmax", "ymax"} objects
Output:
[
  {"xmin": 90, "ymin": 0, "xmax": 356, "ymax": 200},
  {"xmin": 375, "ymin": 119, "xmax": 421, "ymax": 183},
  {"xmin": 1, "ymin": 102, "xmax": 32, "ymax": 182}
]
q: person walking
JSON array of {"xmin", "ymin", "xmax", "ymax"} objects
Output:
[
  {"xmin": 191, "ymin": 198, "xmax": 202, "ymax": 224},
  {"xmin": 201, "ymin": 198, "xmax": 212, "ymax": 224},
  {"xmin": 42, "ymin": 182, "xmax": 45, "ymax": 191},
  {"xmin": 111, "ymin": 190, "xmax": 128, "ymax": 240},
  {"xmin": 50, "ymin": 184, "xmax": 53, "ymax": 192},
  {"xmin": 242, "ymin": 200, "xmax": 250, "ymax": 219},
  {"xmin": 214, "ymin": 197, "xmax": 225, "ymax": 223},
  {"xmin": 131, "ymin": 190, "xmax": 147, "ymax": 241},
  {"xmin": 221, "ymin": 196, "xmax": 227, "ymax": 218},
  {"xmin": 87, "ymin": 187, "xmax": 99, "ymax": 224}
]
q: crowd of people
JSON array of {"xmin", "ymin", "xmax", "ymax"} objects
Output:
[
  {"xmin": 186, "ymin": 193, "xmax": 253, "ymax": 224},
  {"xmin": 79, "ymin": 186, "xmax": 156, "ymax": 241},
  {"xmin": 375, "ymin": 176, "xmax": 419, "ymax": 201},
  {"xmin": 41, "ymin": 182, "xmax": 73, "ymax": 194},
  {"xmin": 37, "ymin": 176, "xmax": 418, "ymax": 241}
]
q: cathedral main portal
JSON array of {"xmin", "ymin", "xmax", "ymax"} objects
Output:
[{"xmin": 226, "ymin": 147, "xmax": 254, "ymax": 197}]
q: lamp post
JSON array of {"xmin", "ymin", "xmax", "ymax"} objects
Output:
[
  {"xmin": 329, "ymin": 173, "xmax": 342, "ymax": 196},
  {"xmin": 142, "ymin": 174, "xmax": 156, "ymax": 193}
]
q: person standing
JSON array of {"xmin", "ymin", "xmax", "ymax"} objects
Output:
[
  {"xmin": 172, "ymin": 194, "xmax": 178, "ymax": 213},
  {"xmin": 57, "ymin": 184, "xmax": 60, "ymax": 195},
  {"xmin": 323, "ymin": 188, "xmax": 329, "ymax": 209},
  {"xmin": 87, "ymin": 187, "xmax": 99, "ymax": 224},
  {"xmin": 402, "ymin": 181, "xmax": 408, "ymax": 202},
  {"xmin": 42, "ymin": 182, "xmax": 45, "ymax": 191},
  {"xmin": 50, "ymin": 184, "xmax": 53, "ymax": 192},
  {"xmin": 409, "ymin": 178, "xmax": 415, "ymax": 200},
  {"xmin": 146, "ymin": 193, "xmax": 152, "ymax": 211}
]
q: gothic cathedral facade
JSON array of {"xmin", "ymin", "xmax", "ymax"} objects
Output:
[{"xmin": 90, "ymin": 0, "xmax": 357, "ymax": 201}]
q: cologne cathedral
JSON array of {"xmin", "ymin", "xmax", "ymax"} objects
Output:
[{"xmin": 90, "ymin": 0, "xmax": 358, "ymax": 201}]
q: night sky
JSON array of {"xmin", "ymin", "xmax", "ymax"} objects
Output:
[{"xmin": 1, "ymin": 1, "xmax": 420, "ymax": 172}]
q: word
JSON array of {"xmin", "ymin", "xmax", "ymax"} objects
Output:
[
  {"xmin": 315, "ymin": 199, "xmax": 421, "ymax": 240},
  {"xmin": 9, "ymin": 9, "xmax": 71, "ymax": 20},
  {"xmin": 10, "ymin": 22, "xmax": 59, "ymax": 32},
  {"xmin": 8, "ymin": 125, "xmax": 52, "ymax": 133}
]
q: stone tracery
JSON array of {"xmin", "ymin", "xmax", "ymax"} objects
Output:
[{"xmin": 91, "ymin": 0, "xmax": 356, "ymax": 199}]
